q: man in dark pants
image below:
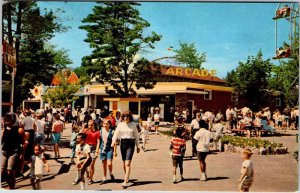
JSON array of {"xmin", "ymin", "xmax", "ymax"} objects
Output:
[{"xmin": 190, "ymin": 112, "xmax": 201, "ymax": 157}]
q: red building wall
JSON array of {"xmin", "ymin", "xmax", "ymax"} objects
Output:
[{"xmin": 176, "ymin": 91, "xmax": 233, "ymax": 114}]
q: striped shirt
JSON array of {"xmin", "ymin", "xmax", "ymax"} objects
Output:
[{"xmin": 171, "ymin": 137, "xmax": 186, "ymax": 156}]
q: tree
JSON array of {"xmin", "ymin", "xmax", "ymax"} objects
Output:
[
  {"xmin": 269, "ymin": 59, "xmax": 299, "ymax": 106},
  {"xmin": 173, "ymin": 42, "xmax": 206, "ymax": 69},
  {"xmin": 225, "ymin": 50, "xmax": 273, "ymax": 110},
  {"xmin": 79, "ymin": 2, "xmax": 161, "ymax": 97},
  {"xmin": 42, "ymin": 69, "xmax": 80, "ymax": 108},
  {"xmin": 2, "ymin": 2, "xmax": 69, "ymax": 108}
]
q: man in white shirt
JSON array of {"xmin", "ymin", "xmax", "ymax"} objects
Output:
[
  {"xmin": 21, "ymin": 110, "xmax": 36, "ymax": 161},
  {"xmin": 190, "ymin": 112, "xmax": 201, "ymax": 157},
  {"xmin": 193, "ymin": 119, "xmax": 211, "ymax": 181},
  {"xmin": 153, "ymin": 111, "xmax": 160, "ymax": 135}
]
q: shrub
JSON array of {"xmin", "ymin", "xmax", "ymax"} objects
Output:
[{"xmin": 221, "ymin": 135, "xmax": 283, "ymax": 149}]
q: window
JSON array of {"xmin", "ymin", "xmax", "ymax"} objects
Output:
[
  {"xmin": 204, "ymin": 90, "xmax": 212, "ymax": 100},
  {"xmin": 231, "ymin": 92, "xmax": 238, "ymax": 102},
  {"xmin": 276, "ymin": 98, "xmax": 281, "ymax": 106}
]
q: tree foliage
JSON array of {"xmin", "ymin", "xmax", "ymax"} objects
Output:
[
  {"xmin": 79, "ymin": 2, "xmax": 161, "ymax": 97},
  {"xmin": 225, "ymin": 50, "xmax": 273, "ymax": 110},
  {"xmin": 269, "ymin": 59, "xmax": 299, "ymax": 106},
  {"xmin": 174, "ymin": 42, "xmax": 206, "ymax": 69},
  {"xmin": 42, "ymin": 69, "xmax": 80, "ymax": 108},
  {"xmin": 2, "ymin": 2, "xmax": 70, "ymax": 108}
]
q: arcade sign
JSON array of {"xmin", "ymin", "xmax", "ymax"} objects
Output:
[
  {"xmin": 165, "ymin": 67, "xmax": 217, "ymax": 77},
  {"xmin": 2, "ymin": 41, "xmax": 17, "ymax": 68}
]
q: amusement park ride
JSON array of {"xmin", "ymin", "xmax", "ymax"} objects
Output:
[{"xmin": 272, "ymin": 3, "xmax": 299, "ymax": 60}]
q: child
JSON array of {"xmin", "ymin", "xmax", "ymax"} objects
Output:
[
  {"xmin": 238, "ymin": 148, "xmax": 254, "ymax": 192},
  {"xmin": 170, "ymin": 128, "xmax": 186, "ymax": 183},
  {"xmin": 70, "ymin": 124, "xmax": 79, "ymax": 164},
  {"xmin": 146, "ymin": 114, "xmax": 153, "ymax": 132},
  {"xmin": 139, "ymin": 121, "xmax": 148, "ymax": 152},
  {"xmin": 72, "ymin": 133, "xmax": 92, "ymax": 190},
  {"xmin": 30, "ymin": 144, "xmax": 50, "ymax": 190}
]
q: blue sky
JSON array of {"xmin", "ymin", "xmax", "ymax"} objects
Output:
[{"xmin": 38, "ymin": 2, "xmax": 292, "ymax": 78}]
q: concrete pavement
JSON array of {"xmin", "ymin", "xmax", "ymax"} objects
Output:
[{"xmin": 2, "ymin": 123, "xmax": 299, "ymax": 191}]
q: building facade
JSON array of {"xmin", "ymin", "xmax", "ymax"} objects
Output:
[{"xmin": 83, "ymin": 65, "xmax": 234, "ymax": 121}]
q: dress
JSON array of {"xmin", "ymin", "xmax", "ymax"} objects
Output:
[{"xmin": 30, "ymin": 154, "xmax": 45, "ymax": 180}]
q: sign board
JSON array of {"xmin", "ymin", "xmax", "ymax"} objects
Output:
[
  {"xmin": 165, "ymin": 67, "xmax": 217, "ymax": 77},
  {"xmin": 2, "ymin": 41, "xmax": 17, "ymax": 68}
]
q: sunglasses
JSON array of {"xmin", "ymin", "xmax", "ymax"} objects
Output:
[
  {"xmin": 88, "ymin": 124, "xmax": 94, "ymax": 127},
  {"xmin": 123, "ymin": 114, "xmax": 130, "ymax": 117}
]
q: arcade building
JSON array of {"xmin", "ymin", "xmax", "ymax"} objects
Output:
[{"xmin": 82, "ymin": 65, "xmax": 234, "ymax": 122}]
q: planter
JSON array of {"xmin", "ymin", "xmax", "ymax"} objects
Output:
[{"xmin": 223, "ymin": 144, "xmax": 288, "ymax": 155}]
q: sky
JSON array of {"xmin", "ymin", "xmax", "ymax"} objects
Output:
[{"xmin": 37, "ymin": 1, "xmax": 293, "ymax": 78}]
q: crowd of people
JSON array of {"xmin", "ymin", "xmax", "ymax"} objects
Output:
[{"xmin": 1, "ymin": 103, "xmax": 298, "ymax": 191}]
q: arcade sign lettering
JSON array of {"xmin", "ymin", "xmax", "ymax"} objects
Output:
[
  {"xmin": 165, "ymin": 67, "xmax": 217, "ymax": 77},
  {"xmin": 2, "ymin": 41, "xmax": 16, "ymax": 68}
]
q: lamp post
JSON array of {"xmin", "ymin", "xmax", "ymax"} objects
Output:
[{"xmin": 6, "ymin": 67, "xmax": 16, "ymax": 112}]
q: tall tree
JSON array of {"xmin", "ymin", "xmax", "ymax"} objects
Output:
[
  {"xmin": 173, "ymin": 42, "xmax": 206, "ymax": 69},
  {"xmin": 225, "ymin": 50, "xmax": 273, "ymax": 110},
  {"xmin": 79, "ymin": 2, "xmax": 161, "ymax": 97},
  {"xmin": 2, "ymin": 2, "xmax": 69, "ymax": 108},
  {"xmin": 269, "ymin": 59, "xmax": 299, "ymax": 106}
]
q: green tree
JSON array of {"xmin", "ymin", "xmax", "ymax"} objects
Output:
[
  {"xmin": 79, "ymin": 2, "xmax": 161, "ymax": 97},
  {"xmin": 43, "ymin": 69, "xmax": 80, "ymax": 108},
  {"xmin": 225, "ymin": 50, "xmax": 273, "ymax": 110},
  {"xmin": 2, "ymin": 2, "xmax": 69, "ymax": 108},
  {"xmin": 173, "ymin": 42, "xmax": 206, "ymax": 69},
  {"xmin": 269, "ymin": 59, "xmax": 299, "ymax": 106}
]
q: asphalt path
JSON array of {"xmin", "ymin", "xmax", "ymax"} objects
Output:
[{"xmin": 2, "ymin": 123, "xmax": 299, "ymax": 192}]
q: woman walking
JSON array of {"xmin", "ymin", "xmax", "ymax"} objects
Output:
[
  {"xmin": 112, "ymin": 111, "xmax": 140, "ymax": 188},
  {"xmin": 52, "ymin": 114, "xmax": 64, "ymax": 158},
  {"xmin": 1, "ymin": 113, "xmax": 25, "ymax": 189},
  {"xmin": 85, "ymin": 120, "xmax": 100, "ymax": 184},
  {"xmin": 99, "ymin": 119, "xmax": 117, "ymax": 184}
]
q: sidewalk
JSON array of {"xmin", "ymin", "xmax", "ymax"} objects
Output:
[{"xmin": 2, "ymin": 123, "xmax": 299, "ymax": 191}]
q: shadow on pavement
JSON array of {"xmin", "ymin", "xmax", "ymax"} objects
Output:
[
  {"xmin": 206, "ymin": 176, "xmax": 229, "ymax": 181},
  {"xmin": 145, "ymin": 149, "xmax": 158, "ymax": 152},
  {"xmin": 129, "ymin": 180, "xmax": 162, "ymax": 187},
  {"xmin": 180, "ymin": 178, "xmax": 199, "ymax": 182},
  {"xmin": 4, "ymin": 162, "xmax": 72, "ymax": 189}
]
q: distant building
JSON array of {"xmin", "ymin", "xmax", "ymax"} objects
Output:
[{"xmin": 82, "ymin": 65, "xmax": 234, "ymax": 121}]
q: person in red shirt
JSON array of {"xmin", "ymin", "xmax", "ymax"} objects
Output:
[
  {"xmin": 85, "ymin": 120, "xmax": 100, "ymax": 184},
  {"xmin": 169, "ymin": 128, "xmax": 186, "ymax": 183},
  {"xmin": 106, "ymin": 111, "xmax": 116, "ymax": 130}
]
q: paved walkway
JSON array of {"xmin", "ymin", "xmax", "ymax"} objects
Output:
[{"xmin": 2, "ymin": 123, "xmax": 299, "ymax": 191}]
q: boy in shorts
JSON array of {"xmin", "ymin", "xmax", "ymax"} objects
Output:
[
  {"xmin": 30, "ymin": 144, "xmax": 50, "ymax": 190},
  {"xmin": 170, "ymin": 129, "xmax": 186, "ymax": 183},
  {"xmin": 73, "ymin": 133, "xmax": 92, "ymax": 190}
]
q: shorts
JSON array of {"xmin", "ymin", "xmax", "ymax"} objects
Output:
[
  {"xmin": 52, "ymin": 133, "xmax": 61, "ymax": 144},
  {"xmin": 154, "ymin": 121, "xmax": 160, "ymax": 126},
  {"xmin": 100, "ymin": 150, "xmax": 113, "ymax": 160},
  {"xmin": 245, "ymin": 126, "xmax": 252, "ymax": 131},
  {"xmin": 1, "ymin": 151, "xmax": 18, "ymax": 171},
  {"xmin": 120, "ymin": 139, "xmax": 135, "ymax": 161},
  {"xmin": 278, "ymin": 121, "xmax": 282, "ymax": 126},
  {"xmin": 197, "ymin": 151, "xmax": 208, "ymax": 161},
  {"xmin": 172, "ymin": 155, "xmax": 183, "ymax": 167},
  {"xmin": 89, "ymin": 145, "xmax": 98, "ymax": 159},
  {"xmin": 35, "ymin": 133, "xmax": 45, "ymax": 145}
]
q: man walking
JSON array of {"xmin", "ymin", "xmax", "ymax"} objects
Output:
[
  {"xmin": 193, "ymin": 119, "xmax": 211, "ymax": 181},
  {"xmin": 190, "ymin": 112, "xmax": 201, "ymax": 157}
]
